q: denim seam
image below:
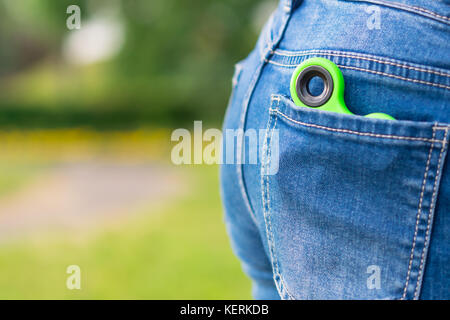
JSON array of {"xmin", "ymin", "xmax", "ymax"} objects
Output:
[
  {"xmin": 339, "ymin": 65, "xmax": 450, "ymax": 90},
  {"xmin": 229, "ymin": 63, "xmax": 258, "ymax": 225},
  {"xmin": 268, "ymin": 113, "xmax": 283, "ymax": 297},
  {"xmin": 402, "ymin": 127, "xmax": 436, "ymax": 300},
  {"xmin": 237, "ymin": 64, "xmax": 264, "ymax": 226},
  {"xmin": 262, "ymin": 97, "xmax": 295, "ymax": 300},
  {"xmin": 270, "ymin": 108, "xmax": 443, "ymax": 143},
  {"xmin": 413, "ymin": 127, "xmax": 448, "ymax": 299},
  {"xmin": 339, "ymin": 0, "xmax": 450, "ymax": 24},
  {"xmin": 259, "ymin": 13, "xmax": 275, "ymax": 59},
  {"xmin": 269, "ymin": 113, "xmax": 294, "ymax": 300},
  {"xmin": 260, "ymin": 5, "xmax": 297, "ymax": 300},
  {"xmin": 270, "ymin": 112, "xmax": 295, "ymax": 301},
  {"xmin": 265, "ymin": 59, "xmax": 450, "ymax": 90},
  {"xmin": 237, "ymin": 2, "xmax": 293, "ymax": 229},
  {"xmin": 271, "ymin": 49, "xmax": 450, "ymax": 77},
  {"xmin": 261, "ymin": 103, "xmax": 280, "ymax": 296},
  {"xmin": 237, "ymin": 5, "xmax": 275, "ymax": 227}
]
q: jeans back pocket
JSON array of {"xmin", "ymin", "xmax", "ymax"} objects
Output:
[{"xmin": 261, "ymin": 95, "xmax": 449, "ymax": 299}]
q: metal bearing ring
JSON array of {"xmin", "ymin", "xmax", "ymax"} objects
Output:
[{"xmin": 295, "ymin": 65, "xmax": 333, "ymax": 108}]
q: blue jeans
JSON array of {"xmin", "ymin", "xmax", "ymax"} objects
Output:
[{"xmin": 220, "ymin": 0, "xmax": 450, "ymax": 299}]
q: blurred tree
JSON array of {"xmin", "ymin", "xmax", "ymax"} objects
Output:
[{"xmin": 0, "ymin": 0, "xmax": 277, "ymax": 128}]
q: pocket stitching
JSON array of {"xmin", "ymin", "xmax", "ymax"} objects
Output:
[
  {"xmin": 401, "ymin": 127, "xmax": 436, "ymax": 300},
  {"xmin": 269, "ymin": 96, "xmax": 448, "ymax": 299},
  {"xmin": 269, "ymin": 106, "xmax": 444, "ymax": 144},
  {"xmin": 266, "ymin": 59, "xmax": 450, "ymax": 90},
  {"xmin": 271, "ymin": 49, "xmax": 450, "ymax": 78},
  {"xmin": 413, "ymin": 127, "xmax": 448, "ymax": 299},
  {"xmin": 262, "ymin": 99, "xmax": 295, "ymax": 300}
]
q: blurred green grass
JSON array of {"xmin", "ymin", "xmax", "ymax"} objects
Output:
[
  {"xmin": 0, "ymin": 0, "xmax": 269, "ymax": 128},
  {"xmin": 0, "ymin": 0, "xmax": 271, "ymax": 299},
  {"xmin": 0, "ymin": 130, "xmax": 251, "ymax": 299},
  {"xmin": 0, "ymin": 163, "xmax": 41, "ymax": 198}
]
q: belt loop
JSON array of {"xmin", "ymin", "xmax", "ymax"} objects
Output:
[{"xmin": 263, "ymin": 0, "xmax": 296, "ymax": 58}]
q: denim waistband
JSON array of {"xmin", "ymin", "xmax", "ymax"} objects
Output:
[
  {"xmin": 260, "ymin": 1, "xmax": 450, "ymax": 91},
  {"xmin": 339, "ymin": 0, "xmax": 450, "ymax": 25},
  {"xmin": 266, "ymin": 49, "xmax": 450, "ymax": 91},
  {"xmin": 283, "ymin": 0, "xmax": 450, "ymax": 24}
]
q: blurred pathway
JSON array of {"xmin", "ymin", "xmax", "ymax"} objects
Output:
[{"xmin": 0, "ymin": 162, "xmax": 186, "ymax": 241}]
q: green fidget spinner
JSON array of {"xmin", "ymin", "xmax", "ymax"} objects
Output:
[{"xmin": 290, "ymin": 57, "xmax": 395, "ymax": 120}]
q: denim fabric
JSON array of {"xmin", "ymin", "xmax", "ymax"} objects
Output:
[{"xmin": 220, "ymin": 0, "xmax": 450, "ymax": 299}]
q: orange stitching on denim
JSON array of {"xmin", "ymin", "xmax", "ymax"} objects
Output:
[
  {"xmin": 261, "ymin": 101, "xmax": 279, "ymax": 297},
  {"xmin": 262, "ymin": 97, "xmax": 295, "ymax": 300},
  {"xmin": 271, "ymin": 49, "xmax": 450, "ymax": 78},
  {"xmin": 402, "ymin": 127, "xmax": 436, "ymax": 299},
  {"xmin": 414, "ymin": 128, "xmax": 448, "ymax": 299},
  {"xmin": 339, "ymin": 65, "xmax": 450, "ymax": 90},
  {"xmin": 265, "ymin": 59, "xmax": 450, "ymax": 90},
  {"xmin": 270, "ymin": 108, "xmax": 443, "ymax": 143}
]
